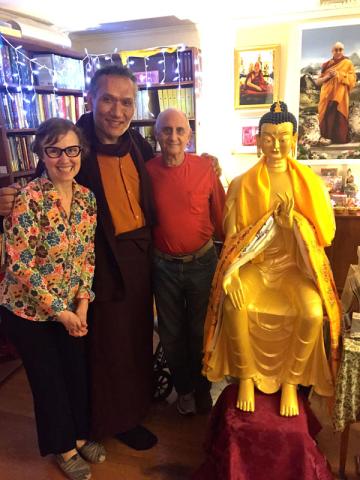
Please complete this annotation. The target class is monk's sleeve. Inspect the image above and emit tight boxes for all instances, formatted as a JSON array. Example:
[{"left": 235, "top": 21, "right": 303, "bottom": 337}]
[
  {"left": 315, "top": 178, "right": 336, "bottom": 247},
  {"left": 339, "top": 60, "right": 356, "bottom": 90}
]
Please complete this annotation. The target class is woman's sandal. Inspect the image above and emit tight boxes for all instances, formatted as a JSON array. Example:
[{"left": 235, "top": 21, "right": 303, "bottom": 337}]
[
  {"left": 55, "top": 453, "right": 91, "bottom": 480},
  {"left": 78, "top": 441, "right": 106, "bottom": 464}
]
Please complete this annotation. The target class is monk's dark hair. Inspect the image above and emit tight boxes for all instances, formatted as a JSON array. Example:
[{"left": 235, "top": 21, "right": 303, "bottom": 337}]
[
  {"left": 88, "top": 65, "right": 137, "bottom": 96},
  {"left": 259, "top": 101, "right": 297, "bottom": 134}
]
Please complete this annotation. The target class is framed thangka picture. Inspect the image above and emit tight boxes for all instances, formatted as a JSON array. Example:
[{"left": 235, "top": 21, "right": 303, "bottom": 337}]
[
  {"left": 298, "top": 24, "right": 360, "bottom": 161},
  {"left": 234, "top": 45, "right": 280, "bottom": 109}
]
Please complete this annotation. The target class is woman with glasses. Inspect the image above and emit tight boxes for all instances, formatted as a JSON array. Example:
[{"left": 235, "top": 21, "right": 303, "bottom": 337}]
[{"left": 0, "top": 118, "right": 104, "bottom": 480}]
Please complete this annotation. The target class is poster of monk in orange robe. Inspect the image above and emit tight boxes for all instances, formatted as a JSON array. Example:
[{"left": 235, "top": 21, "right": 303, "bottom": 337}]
[{"left": 298, "top": 24, "right": 360, "bottom": 161}]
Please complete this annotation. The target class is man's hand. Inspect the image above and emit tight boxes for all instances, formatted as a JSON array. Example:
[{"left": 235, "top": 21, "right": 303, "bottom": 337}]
[
  {"left": 274, "top": 193, "right": 294, "bottom": 229},
  {"left": 223, "top": 274, "right": 244, "bottom": 310},
  {"left": 201, "top": 153, "right": 222, "bottom": 177},
  {"left": 0, "top": 185, "right": 19, "bottom": 216}
]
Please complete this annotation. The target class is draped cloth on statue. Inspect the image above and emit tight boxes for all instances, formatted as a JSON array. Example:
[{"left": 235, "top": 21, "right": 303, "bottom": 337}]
[
  {"left": 202, "top": 157, "right": 341, "bottom": 395},
  {"left": 192, "top": 384, "right": 334, "bottom": 480}
]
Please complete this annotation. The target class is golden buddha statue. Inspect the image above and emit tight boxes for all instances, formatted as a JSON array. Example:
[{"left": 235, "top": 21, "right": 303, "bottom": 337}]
[{"left": 203, "top": 102, "right": 341, "bottom": 416}]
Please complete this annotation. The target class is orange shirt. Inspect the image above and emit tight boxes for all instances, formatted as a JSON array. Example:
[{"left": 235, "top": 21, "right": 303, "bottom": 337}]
[{"left": 97, "top": 153, "right": 145, "bottom": 235}]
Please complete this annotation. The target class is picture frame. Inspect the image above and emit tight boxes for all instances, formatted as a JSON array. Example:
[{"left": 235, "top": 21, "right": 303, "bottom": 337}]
[
  {"left": 298, "top": 23, "right": 360, "bottom": 161},
  {"left": 232, "top": 117, "right": 260, "bottom": 154},
  {"left": 234, "top": 45, "right": 280, "bottom": 109}
]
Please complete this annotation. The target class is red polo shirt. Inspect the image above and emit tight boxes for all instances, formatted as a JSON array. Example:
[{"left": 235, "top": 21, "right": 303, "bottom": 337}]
[{"left": 146, "top": 153, "right": 225, "bottom": 255}]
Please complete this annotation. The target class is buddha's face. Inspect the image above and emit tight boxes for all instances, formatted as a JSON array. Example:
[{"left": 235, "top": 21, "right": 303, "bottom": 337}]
[{"left": 257, "top": 122, "right": 296, "bottom": 162}]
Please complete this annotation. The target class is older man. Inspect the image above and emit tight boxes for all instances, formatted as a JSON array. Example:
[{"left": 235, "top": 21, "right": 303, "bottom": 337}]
[
  {"left": 146, "top": 109, "right": 225, "bottom": 415},
  {"left": 315, "top": 41, "right": 356, "bottom": 145}
]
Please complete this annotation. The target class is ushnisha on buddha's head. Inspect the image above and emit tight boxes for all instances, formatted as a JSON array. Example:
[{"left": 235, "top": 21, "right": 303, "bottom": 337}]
[{"left": 256, "top": 101, "right": 298, "bottom": 163}]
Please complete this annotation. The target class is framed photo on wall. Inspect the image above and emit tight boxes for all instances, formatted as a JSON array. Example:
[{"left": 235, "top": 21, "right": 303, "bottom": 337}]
[
  {"left": 298, "top": 23, "right": 360, "bottom": 161},
  {"left": 232, "top": 117, "right": 260, "bottom": 154},
  {"left": 234, "top": 45, "right": 280, "bottom": 109}
]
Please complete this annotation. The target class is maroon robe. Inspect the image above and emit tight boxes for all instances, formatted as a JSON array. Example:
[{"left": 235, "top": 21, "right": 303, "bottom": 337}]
[{"left": 76, "top": 113, "right": 156, "bottom": 439}]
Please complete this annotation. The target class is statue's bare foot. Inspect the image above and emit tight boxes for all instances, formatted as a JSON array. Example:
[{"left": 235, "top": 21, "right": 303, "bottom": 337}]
[
  {"left": 237, "top": 378, "right": 255, "bottom": 412},
  {"left": 280, "top": 383, "right": 299, "bottom": 416}
]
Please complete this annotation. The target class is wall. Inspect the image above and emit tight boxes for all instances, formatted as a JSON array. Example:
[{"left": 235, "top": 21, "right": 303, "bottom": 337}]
[
  {"left": 71, "top": 24, "right": 200, "bottom": 54},
  {"left": 71, "top": 11, "right": 360, "bottom": 190}
]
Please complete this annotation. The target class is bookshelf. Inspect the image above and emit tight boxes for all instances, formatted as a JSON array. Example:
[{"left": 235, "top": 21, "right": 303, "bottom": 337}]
[
  {"left": 126, "top": 47, "right": 201, "bottom": 153},
  {"left": 0, "top": 34, "right": 86, "bottom": 186}
]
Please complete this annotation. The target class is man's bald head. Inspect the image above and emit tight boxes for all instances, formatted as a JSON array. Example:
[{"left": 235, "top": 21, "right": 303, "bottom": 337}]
[
  {"left": 155, "top": 108, "right": 191, "bottom": 135},
  {"left": 332, "top": 41, "right": 345, "bottom": 60},
  {"left": 154, "top": 108, "right": 192, "bottom": 165}
]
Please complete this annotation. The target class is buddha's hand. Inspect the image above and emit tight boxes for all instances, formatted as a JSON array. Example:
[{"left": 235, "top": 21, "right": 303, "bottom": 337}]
[
  {"left": 274, "top": 193, "right": 294, "bottom": 229},
  {"left": 223, "top": 274, "right": 244, "bottom": 310}
]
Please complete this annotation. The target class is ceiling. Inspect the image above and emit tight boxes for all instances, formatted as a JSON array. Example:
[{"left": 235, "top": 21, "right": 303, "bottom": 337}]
[
  {"left": 0, "top": 0, "right": 359, "bottom": 36},
  {"left": 70, "top": 17, "right": 195, "bottom": 36}
]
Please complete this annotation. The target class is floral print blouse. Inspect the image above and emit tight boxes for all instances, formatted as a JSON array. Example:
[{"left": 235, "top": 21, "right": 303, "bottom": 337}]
[{"left": 0, "top": 173, "right": 97, "bottom": 322}]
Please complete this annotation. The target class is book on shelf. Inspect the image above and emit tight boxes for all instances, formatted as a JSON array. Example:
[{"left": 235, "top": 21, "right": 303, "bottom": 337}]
[
  {"left": 184, "top": 51, "right": 193, "bottom": 81},
  {"left": 7, "top": 135, "right": 37, "bottom": 173},
  {"left": 185, "top": 88, "right": 194, "bottom": 118},
  {"left": 8, "top": 46, "right": 32, "bottom": 85},
  {"left": 157, "top": 89, "right": 164, "bottom": 112},
  {"left": 133, "top": 70, "right": 159, "bottom": 85},
  {"left": 0, "top": 91, "right": 84, "bottom": 128},
  {"left": 0, "top": 43, "right": 13, "bottom": 83},
  {"left": 127, "top": 49, "right": 196, "bottom": 85},
  {"left": 162, "top": 89, "right": 169, "bottom": 110},
  {"left": 0, "top": 23, "right": 21, "bottom": 38},
  {"left": 180, "top": 88, "right": 186, "bottom": 114}
]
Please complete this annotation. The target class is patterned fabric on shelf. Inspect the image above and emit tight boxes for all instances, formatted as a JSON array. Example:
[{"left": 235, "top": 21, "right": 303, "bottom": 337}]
[{"left": 333, "top": 336, "right": 360, "bottom": 432}]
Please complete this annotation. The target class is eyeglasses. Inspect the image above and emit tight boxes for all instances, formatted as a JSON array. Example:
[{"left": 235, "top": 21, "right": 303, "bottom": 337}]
[
  {"left": 44, "top": 145, "right": 82, "bottom": 158},
  {"left": 334, "top": 48, "right": 343, "bottom": 52}
]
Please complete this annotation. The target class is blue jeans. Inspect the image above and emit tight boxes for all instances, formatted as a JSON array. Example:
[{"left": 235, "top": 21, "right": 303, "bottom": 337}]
[{"left": 153, "top": 246, "right": 217, "bottom": 395}]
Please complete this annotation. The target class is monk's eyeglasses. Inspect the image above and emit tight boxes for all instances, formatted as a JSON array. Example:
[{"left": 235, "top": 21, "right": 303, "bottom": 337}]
[{"left": 334, "top": 48, "right": 343, "bottom": 52}]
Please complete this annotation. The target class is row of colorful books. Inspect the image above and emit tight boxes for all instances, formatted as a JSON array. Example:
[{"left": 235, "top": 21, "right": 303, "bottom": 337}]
[
  {"left": 128, "top": 50, "right": 194, "bottom": 84},
  {"left": 7, "top": 134, "right": 38, "bottom": 173},
  {"left": 158, "top": 87, "right": 194, "bottom": 117},
  {"left": 0, "top": 43, "right": 32, "bottom": 85},
  {"left": 0, "top": 43, "right": 85, "bottom": 90},
  {"left": 0, "top": 92, "right": 85, "bottom": 129},
  {"left": 133, "top": 87, "right": 195, "bottom": 120}
]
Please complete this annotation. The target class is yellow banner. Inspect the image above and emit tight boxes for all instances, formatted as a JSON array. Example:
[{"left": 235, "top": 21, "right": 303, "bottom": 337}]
[{"left": 120, "top": 46, "right": 180, "bottom": 66}]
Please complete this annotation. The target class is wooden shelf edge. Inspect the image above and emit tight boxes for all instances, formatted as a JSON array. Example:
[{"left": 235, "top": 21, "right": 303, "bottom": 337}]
[
  {"left": 138, "top": 81, "right": 194, "bottom": 89},
  {"left": 12, "top": 169, "right": 35, "bottom": 178},
  {"left": 132, "top": 117, "right": 195, "bottom": 126},
  {"left": 6, "top": 129, "right": 37, "bottom": 135},
  {"left": 0, "top": 84, "right": 84, "bottom": 95}
]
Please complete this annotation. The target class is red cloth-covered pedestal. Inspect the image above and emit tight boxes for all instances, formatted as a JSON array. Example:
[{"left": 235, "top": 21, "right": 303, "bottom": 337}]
[{"left": 193, "top": 384, "right": 333, "bottom": 480}]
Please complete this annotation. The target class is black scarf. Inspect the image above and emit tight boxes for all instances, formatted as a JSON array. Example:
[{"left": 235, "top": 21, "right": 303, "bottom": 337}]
[{"left": 77, "top": 112, "right": 157, "bottom": 228}]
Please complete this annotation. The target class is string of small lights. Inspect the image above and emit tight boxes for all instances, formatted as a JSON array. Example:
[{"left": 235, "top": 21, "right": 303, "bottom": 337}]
[{"left": 0, "top": 35, "right": 201, "bottom": 127}]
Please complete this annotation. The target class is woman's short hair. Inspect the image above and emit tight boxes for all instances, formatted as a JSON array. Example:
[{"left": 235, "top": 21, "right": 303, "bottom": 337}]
[{"left": 31, "top": 117, "right": 89, "bottom": 160}]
